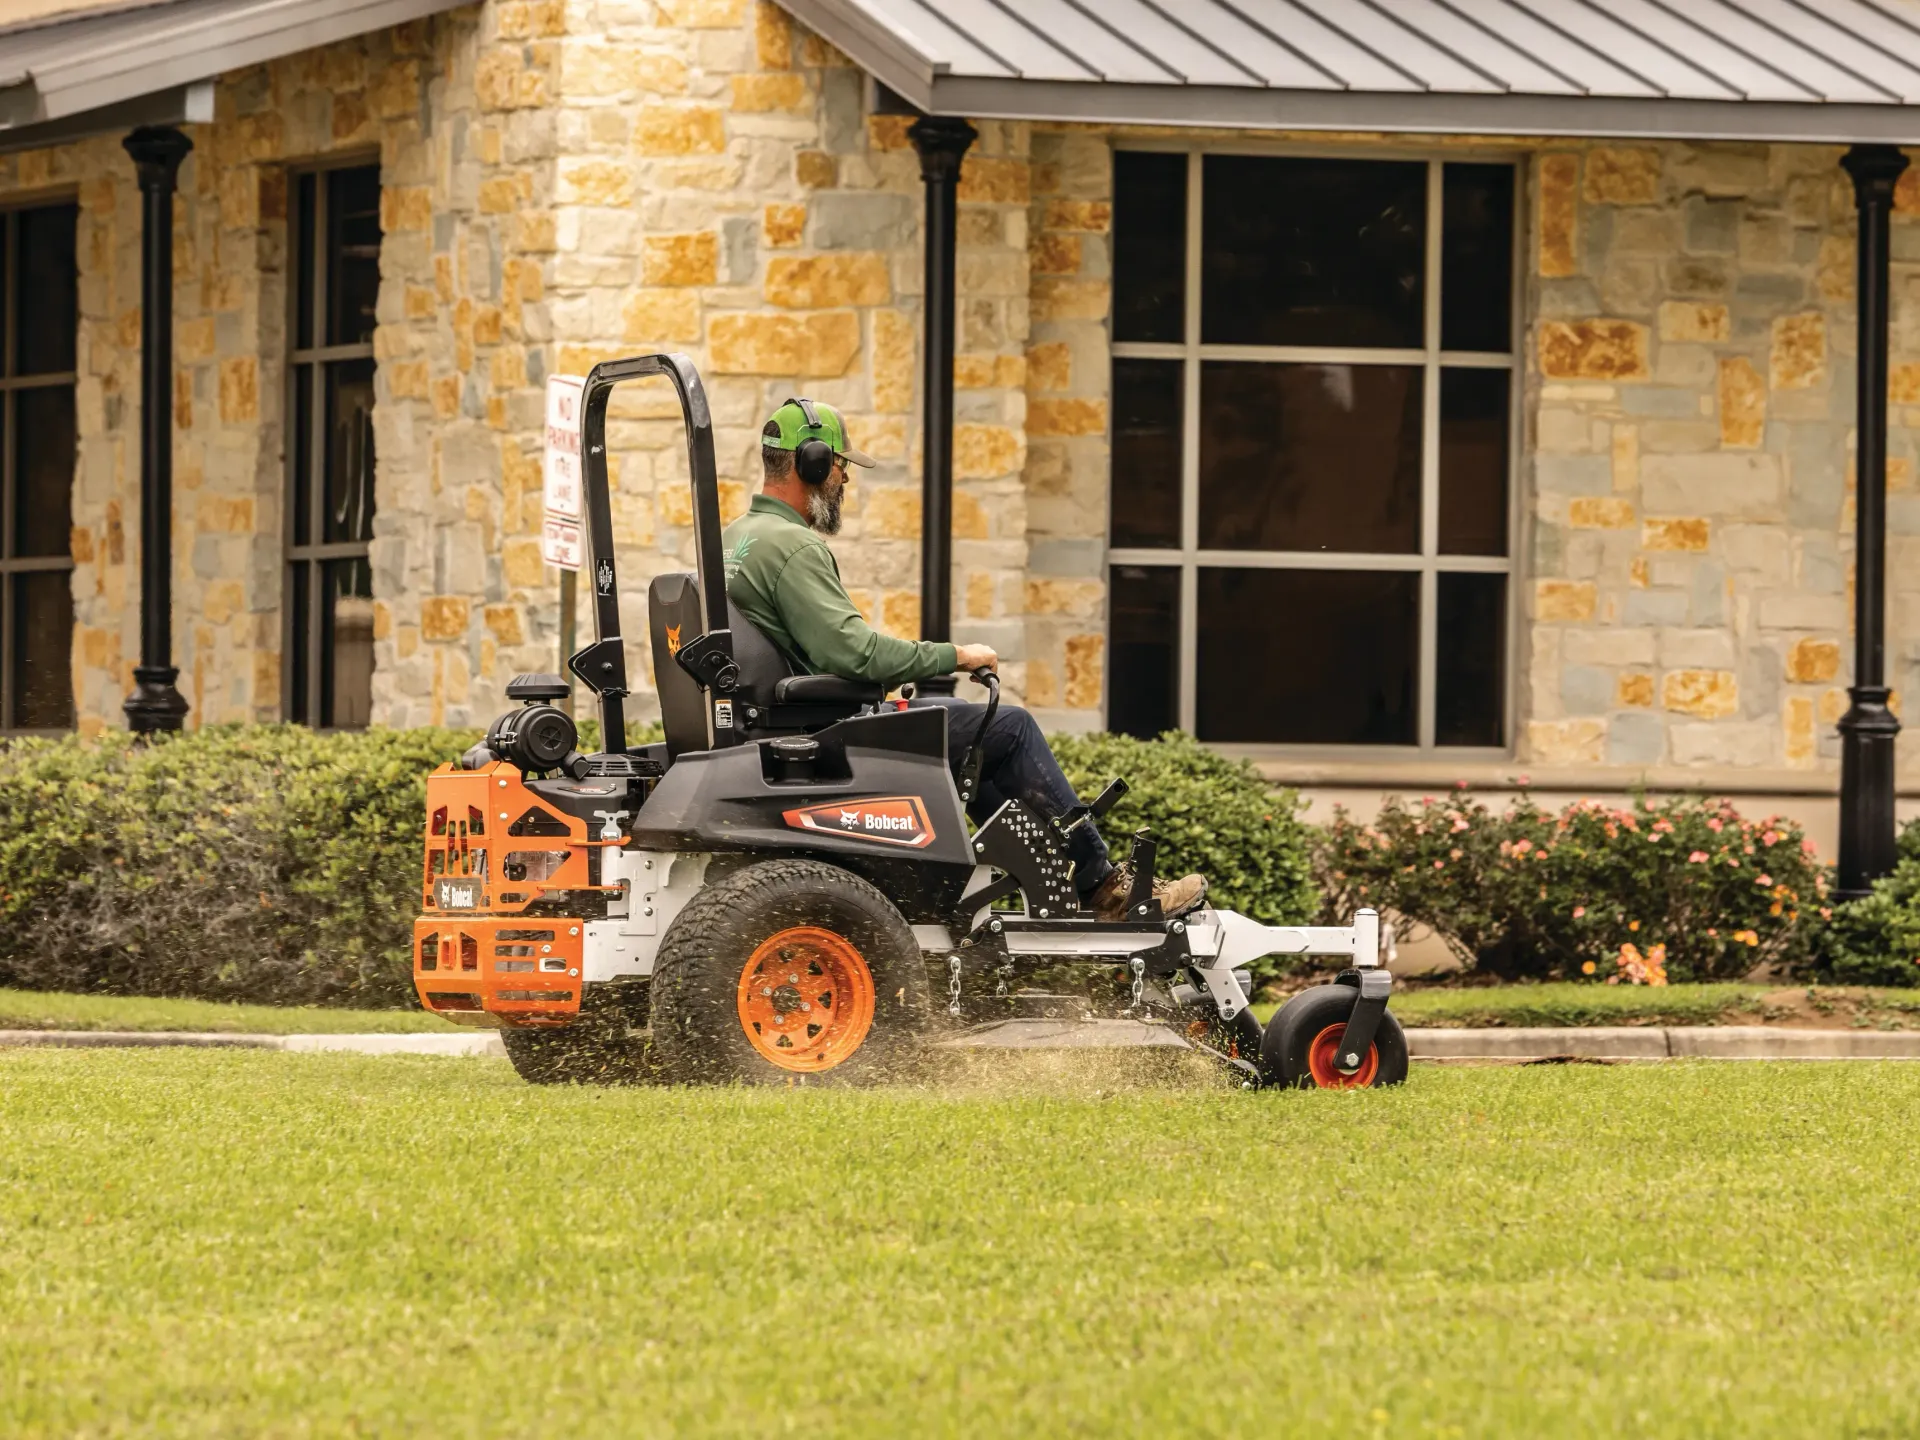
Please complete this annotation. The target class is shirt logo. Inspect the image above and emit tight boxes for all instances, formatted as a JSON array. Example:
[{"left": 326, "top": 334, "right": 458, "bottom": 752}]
[{"left": 782, "top": 796, "right": 936, "bottom": 849}]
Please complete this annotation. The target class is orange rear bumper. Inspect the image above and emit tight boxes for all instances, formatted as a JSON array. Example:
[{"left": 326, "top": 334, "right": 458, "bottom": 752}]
[{"left": 412, "top": 917, "right": 584, "bottom": 1027}]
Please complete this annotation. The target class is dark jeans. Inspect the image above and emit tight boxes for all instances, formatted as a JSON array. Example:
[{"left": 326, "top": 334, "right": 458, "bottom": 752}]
[{"left": 910, "top": 697, "right": 1113, "bottom": 896}]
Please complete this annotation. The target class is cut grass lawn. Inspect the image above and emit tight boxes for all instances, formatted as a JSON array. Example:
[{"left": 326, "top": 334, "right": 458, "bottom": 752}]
[
  {"left": 4, "top": 1051, "right": 1920, "bottom": 1437},
  {"left": 0, "top": 987, "right": 453, "bottom": 1034}
]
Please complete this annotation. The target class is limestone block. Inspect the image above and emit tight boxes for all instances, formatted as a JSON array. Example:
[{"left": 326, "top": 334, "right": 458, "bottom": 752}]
[
  {"left": 1584, "top": 147, "right": 1660, "bottom": 205},
  {"left": 1642, "top": 516, "right": 1710, "bottom": 551},
  {"left": 1607, "top": 711, "right": 1665, "bottom": 764},
  {"left": 1670, "top": 720, "right": 1774, "bottom": 766},
  {"left": 1641, "top": 453, "right": 1782, "bottom": 518},
  {"left": 421, "top": 596, "right": 472, "bottom": 642},
  {"left": 1568, "top": 496, "right": 1633, "bottom": 528},
  {"left": 656, "top": 0, "right": 748, "bottom": 26},
  {"left": 1770, "top": 312, "right": 1826, "bottom": 390},
  {"left": 1657, "top": 301, "right": 1729, "bottom": 343},
  {"left": 1564, "top": 627, "right": 1656, "bottom": 666},
  {"left": 622, "top": 289, "right": 702, "bottom": 342},
  {"left": 1717, "top": 355, "right": 1766, "bottom": 448},
  {"left": 633, "top": 105, "right": 726, "bottom": 156},
  {"left": 808, "top": 191, "right": 913, "bottom": 251},
  {"left": 1031, "top": 277, "right": 1108, "bottom": 322},
  {"left": 763, "top": 202, "right": 805, "bottom": 247},
  {"left": 1539, "top": 319, "right": 1649, "bottom": 381},
  {"left": 1662, "top": 669, "right": 1737, "bottom": 718},
  {"left": 1783, "top": 693, "right": 1818, "bottom": 766},
  {"left": 954, "top": 424, "right": 1025, "bottom": 480},
  {"left": 871, "top": 309, "right": 915, "bottom": 411},
  {"left": 1536, "top": 579, "right": 1596, "bottom": 622},
  {"left": 1063, "top": 633, "right": 1103, "bottom": 709},
  {"left": 1785, "top": 636, "right": 1841, "bottom": 683},
  {"left": 1026, "top": 398, "right": 1104, "bottom": 438},
  {"left": 1616, "top": 671, "right": 1655, "bottom": 708},
  {"left": 1757, "top": 592, "right": 1845, "bottom": 629},
  {"left": 729, "top": 74, "right": 808, "bottom": 113},
  {"left": 1528, "top": 717, "right": 1605, "bottom": 764},
  {"left": 1658, "top": 628, "right": 1737, "bottom": 668},
  {"left": 1561, "top": 664, "right": 1611, "bottom": 714},
  {"left": 707, "top": 310, "right": 860, "bottom": 375},
  {"left": 765, "top": 252, "right": 889, "bottom": 307},
  {"left": 755, "top": 0, "right": 792, "bottom": 66},
  {"left": 643, "top": 231, "right": 718, "bottom": 286},
  {"left": 1538, "top": 153, "right": 1578, "bottom": 278},
  {"left": 1622, "top": 590, "right": 1689, "bottom": 626}
]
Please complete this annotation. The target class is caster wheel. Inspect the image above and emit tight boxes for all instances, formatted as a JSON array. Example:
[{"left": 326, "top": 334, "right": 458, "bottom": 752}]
[{"left": 1262, "top": 983, "right": 1408, "bottom": 1089}]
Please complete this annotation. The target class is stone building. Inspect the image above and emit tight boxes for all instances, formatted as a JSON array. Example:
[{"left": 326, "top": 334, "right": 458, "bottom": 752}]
[{"left": 3, "top": 0, "right": 1920, "bottom": 849}]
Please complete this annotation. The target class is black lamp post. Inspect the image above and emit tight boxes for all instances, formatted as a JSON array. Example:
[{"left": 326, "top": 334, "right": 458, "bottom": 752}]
[
  {"left": 907, "top": 114, "right": 976, "bottom": 696},
  {"left": 1836, "top": 143, "right": 1909, "bottom": 898},
  {"left": 121, "top": 125, "right": 193, "bottom": 734}
]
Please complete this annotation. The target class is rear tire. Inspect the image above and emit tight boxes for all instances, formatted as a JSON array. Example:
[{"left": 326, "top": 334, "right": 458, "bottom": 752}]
[
  {"left": 650, "top": 859, "right": 927, "bottom": 1085},
  {"left": 1263, "top": 983, "right": 1409, "bottom": 1089},
  {"left": 500, "top": 982, "right": 662, "bottom": 1085}
]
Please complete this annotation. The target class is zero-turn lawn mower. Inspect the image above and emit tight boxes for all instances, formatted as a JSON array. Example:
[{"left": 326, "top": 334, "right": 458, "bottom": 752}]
[{"left": 412, "top": 353, "right": 1405, "bottom": 1090}]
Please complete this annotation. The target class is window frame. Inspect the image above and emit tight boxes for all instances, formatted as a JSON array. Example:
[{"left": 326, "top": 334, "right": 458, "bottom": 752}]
[
  {"left": 1105, "top": 143, "right": 1525, "bottom": 759},
  {"left": 283, "top": 153, "right": 381, "bottom": 729},
  {"left": 0, "top": 192, "right": 80, "bottom": 735}
]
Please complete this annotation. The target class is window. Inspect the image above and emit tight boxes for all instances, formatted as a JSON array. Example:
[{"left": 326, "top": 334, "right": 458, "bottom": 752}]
[
  {"left": 0, "top": 201, "right": 78, "bottom": 732},
  {"left": 286, "top": 163, "right": 380, "bottom": 728},
  {"left": 1107, "top": 151, "right": 1517, "bottom": 751}
]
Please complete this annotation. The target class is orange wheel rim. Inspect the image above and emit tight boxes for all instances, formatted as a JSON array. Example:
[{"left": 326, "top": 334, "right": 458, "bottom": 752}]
[
  {"left": 736, "top": 926, "right": 876, "bottom": 1073},
  {"left": 1306, "top": 1022, "right": 1379, "bottom": 1089}
]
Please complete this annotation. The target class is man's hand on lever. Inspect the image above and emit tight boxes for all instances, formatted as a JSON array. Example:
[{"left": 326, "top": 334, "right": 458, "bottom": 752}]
[{"left": 954, "top": 643, "right": 998, "bottom": 674}]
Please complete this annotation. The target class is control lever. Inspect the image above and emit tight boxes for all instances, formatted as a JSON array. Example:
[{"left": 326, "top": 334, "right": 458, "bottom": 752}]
[
  {"left": 956, "top": 666, "right": 999, "bottom": 806},
  {"left": 1121, "top": 829, "right": 1161, "bottom": 920},
  {"left": 1059, "top": 777, "right": 1127, "bottom": 837}
]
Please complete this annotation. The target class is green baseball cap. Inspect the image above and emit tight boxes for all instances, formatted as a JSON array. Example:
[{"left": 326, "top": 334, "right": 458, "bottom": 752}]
[{"left": 761, "top": 398, "right": 875, "bottom": 468}]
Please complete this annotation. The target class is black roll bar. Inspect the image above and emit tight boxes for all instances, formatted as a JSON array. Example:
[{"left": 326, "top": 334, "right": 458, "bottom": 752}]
[{"left": 571, "top": 352, "right": 736, "bottom": 752}]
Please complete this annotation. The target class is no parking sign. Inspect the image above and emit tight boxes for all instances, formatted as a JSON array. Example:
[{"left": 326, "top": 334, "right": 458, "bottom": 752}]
[{"left": 541, "top": 375, "right": 585, "bottom": 571}]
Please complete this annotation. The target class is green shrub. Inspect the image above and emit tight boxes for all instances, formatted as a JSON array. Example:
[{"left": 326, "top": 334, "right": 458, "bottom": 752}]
[
  {"left": 1318, "top": 789, "right": 1827, "bottom": 982},
  {"left": 1049, "top": 731, "right": 1318, "bottom": 948},
  {"left": 0, "top": 726, "right": 476, "bottom": 1007},
  {"left": 1813, "top": 822, "right": 1920, "bottom": 987}
]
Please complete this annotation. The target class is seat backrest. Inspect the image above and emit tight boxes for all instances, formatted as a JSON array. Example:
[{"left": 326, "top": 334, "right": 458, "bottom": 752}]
[
  {"left": 647, "top": 572, "right": 711, "bottom": 760},
  {"left": 648, "top": 572, "right": 805, "bottom": 757}
]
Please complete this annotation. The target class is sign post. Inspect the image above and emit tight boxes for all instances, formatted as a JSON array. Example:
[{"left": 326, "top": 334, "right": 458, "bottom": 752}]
[{"left": 543, "top": 375, "right": 586, "bottom": 687}]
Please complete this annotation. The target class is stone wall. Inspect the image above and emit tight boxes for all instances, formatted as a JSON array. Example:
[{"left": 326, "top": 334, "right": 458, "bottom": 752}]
[
  {"left": 9, "top": 10, "right": 525, "bottom": 732},
  {"left": 1525, "top": 139, "right": 1920, "bottom": 778}
]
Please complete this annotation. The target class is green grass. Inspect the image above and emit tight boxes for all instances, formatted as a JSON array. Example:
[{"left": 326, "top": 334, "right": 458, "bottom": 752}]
[
  {"left": 0, "top": 987, "right": 452, "bottom": 1034},
  {"left": 4, "top": 1052, "right": 1920, "bottom": 1436}
]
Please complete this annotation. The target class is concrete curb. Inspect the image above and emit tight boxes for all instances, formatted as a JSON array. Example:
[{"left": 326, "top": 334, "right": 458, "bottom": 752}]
[
  {"left": 1408, "top": 1026, "right": 1920, "bottom": 1061},
  {"left": 0, "top": 1029, "right": 506, "bottom": 1056}
]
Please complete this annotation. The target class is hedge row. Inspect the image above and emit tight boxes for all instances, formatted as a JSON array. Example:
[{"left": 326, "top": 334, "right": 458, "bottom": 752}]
[
  {"left": 8, "top": 720, "right": 1920, "bottom": 1002},
  {"left": 0, "top": 725, "right": 1320, "bottom": 1005}
]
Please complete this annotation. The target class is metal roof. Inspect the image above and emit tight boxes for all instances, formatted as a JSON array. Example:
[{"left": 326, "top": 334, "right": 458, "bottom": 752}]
[
  {"left": 0, "top": 0, "right": 466, "bottom": 149},
  {"left": 782, "top": 0, "right": 1920, "bottom": 143}
]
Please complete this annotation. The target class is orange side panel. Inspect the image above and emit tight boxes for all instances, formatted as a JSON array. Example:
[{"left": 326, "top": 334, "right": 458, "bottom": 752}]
[
  {"left": 412, "top": 916, "right": 584, "bottom": 1027},
  {"left": 419, "top": 760, "right": 597, "bottom": 917}
]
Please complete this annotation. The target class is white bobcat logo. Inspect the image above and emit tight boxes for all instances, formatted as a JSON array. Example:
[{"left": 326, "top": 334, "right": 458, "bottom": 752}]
[{"left": 840, "top": 809, "right": 860, "bottom": 827}]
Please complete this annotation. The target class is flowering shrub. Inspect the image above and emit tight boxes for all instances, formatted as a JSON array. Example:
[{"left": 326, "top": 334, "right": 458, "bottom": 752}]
[{"left": 1317, "top": 788, "right": 1827, "bottom": 983}]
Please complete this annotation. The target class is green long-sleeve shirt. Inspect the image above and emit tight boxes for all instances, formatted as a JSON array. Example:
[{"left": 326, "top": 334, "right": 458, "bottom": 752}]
[{"left": 722, "top": 494, "right": 958, "bottom": 689}]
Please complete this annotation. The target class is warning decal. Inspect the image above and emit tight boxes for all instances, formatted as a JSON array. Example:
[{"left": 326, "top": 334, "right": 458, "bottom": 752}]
[{"left": 782, "top": 795, "right": 936, "bottom": 849}]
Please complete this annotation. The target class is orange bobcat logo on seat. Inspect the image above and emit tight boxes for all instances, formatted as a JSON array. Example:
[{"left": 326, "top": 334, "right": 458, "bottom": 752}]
[
  {"left": 666, "top": 624, "right": 682, "bottom": 655},
  {"left": 784, "top": 796, "right": 935, "bottom": 848}
]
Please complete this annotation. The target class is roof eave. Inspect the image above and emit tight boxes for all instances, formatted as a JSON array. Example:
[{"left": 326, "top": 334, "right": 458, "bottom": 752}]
[{"left": 925, "top": 76, "right": 1920, "bottom": 148}]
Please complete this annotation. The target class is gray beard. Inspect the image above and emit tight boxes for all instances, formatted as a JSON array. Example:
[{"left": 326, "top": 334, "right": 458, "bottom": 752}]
[{"left": 806, "top": 483, "right": 843, "bottom": 535}]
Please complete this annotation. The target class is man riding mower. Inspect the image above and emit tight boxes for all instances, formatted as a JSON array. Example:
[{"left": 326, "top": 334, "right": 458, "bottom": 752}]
[{"left": 412, "top": 353, "right": 1406, "bottom": 1091}]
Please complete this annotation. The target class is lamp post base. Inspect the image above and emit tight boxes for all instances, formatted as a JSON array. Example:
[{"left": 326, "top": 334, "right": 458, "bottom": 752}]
[
  {"left": 123, "top": 664, "right": 189, "bottom": 735},
  {"left": 1835, "top": 684, "right": 1900, "bottom": 900}
]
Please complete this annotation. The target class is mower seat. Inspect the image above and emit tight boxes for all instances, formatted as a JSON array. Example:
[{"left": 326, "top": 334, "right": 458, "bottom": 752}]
[{"left": 647, "top": 572, "right": 883, "bottom": 758}]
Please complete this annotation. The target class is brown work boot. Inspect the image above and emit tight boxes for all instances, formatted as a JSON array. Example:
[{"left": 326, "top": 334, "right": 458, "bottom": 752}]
[{"left": 1088, "top": 864, "right": 1208, "bottom": 922}]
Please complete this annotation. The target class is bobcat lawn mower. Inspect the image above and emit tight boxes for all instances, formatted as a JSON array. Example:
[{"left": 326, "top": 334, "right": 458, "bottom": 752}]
[{"left": 412, "top": 353, "right": 1405, "bottom": 1090}]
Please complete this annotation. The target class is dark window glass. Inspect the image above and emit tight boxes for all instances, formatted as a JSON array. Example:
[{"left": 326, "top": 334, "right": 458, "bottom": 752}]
[
  {"left": 295, "top": 173, "right": 317, "bottom": 351},
  {"left": 323, "top": 557, "right": 375, "bottom": 729},
  {"left": 326, "top": 167, "right": 382, "bottom": 348},
  {"left": 1199, "top": 361, "right": 1421, "bottom": 553},
  {"left": 1439, "top": 368, "right": 1509, "bottom": 557},
  {"left": 324, "top": 359, "right": 376, "bottom": 544},
  {"left": 15, "top": 204, "right": 76, "bottom": 375},
  {"left": 12, "top": 570, "right": 71, "bottom": 728},
  {"left": 1110, "top": 358, "right": 1181, "bottom": 548},
  {"left": 1108, "top": 565, "right": 1179, "bottom": 738},
  {"left": 1112, "top": 151, "right": 1186, "bottom": 344},
  {"left": 288, "top": 564, "right": 311, "bottom": 726},
  {"left": 1201, "top": 156, "right": 1424, "bottom": 348},
  {"left": 290, "top": 164, "right": 381, "bottom": 728},
  {"left": 1196, "top": 568, "right": 1417, "bottom": 744},
  {"left": 14, "top": 385, "right": 73, "bottom": 557},
  {"left": 1441, "top": 164, "right": 1514, "bottom": 354},
  {"left": 291, "top": 369, "right": 313, "bottom": 547},
  {"left": 1436, "top": 573, "right": 1505, "bottom": 747}
]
